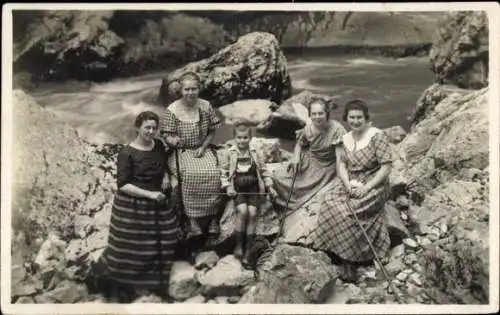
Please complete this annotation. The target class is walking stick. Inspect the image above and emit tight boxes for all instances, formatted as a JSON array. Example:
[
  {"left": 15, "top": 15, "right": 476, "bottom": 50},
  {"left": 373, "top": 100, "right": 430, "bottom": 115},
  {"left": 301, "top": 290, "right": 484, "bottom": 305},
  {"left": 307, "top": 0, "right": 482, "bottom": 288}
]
[
  {"left": 345, "top": 199, "right": 404, "bottom": 303},
  {"left": 276, "top": 152, "right": 302, "bottom": 239},
  {"left": 154, "top": 201, "right": 165, "bottom": 298},
  {"left": 174, "top": 148, "right": 190, "bottom": 258}
]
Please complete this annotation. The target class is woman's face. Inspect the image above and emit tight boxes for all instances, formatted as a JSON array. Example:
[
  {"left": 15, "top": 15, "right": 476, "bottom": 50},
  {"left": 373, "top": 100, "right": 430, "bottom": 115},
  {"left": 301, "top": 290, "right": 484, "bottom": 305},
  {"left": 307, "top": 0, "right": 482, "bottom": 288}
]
[
  {"left": 138, "top": 119, "right": 158, "bottom": 142},
  {"left": 180, "top": 79, "right": 199, "bottom": 104},
  {"left": 310, "top": 102, "right": 328, "bottom": 127},
  {"left": 346, "top": 109, "right": 368, "bottom": 132}
]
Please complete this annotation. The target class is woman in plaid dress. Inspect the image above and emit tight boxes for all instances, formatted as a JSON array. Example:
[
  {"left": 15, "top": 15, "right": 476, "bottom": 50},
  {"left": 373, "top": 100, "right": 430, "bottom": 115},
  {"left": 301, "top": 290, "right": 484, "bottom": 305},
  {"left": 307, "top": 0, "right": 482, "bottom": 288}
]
[
  {"left": 310, "top": 99, "right": 392, "bottom": 282},
  {"left": 160, "top": 72, "right": 223, "bottom": 246}
]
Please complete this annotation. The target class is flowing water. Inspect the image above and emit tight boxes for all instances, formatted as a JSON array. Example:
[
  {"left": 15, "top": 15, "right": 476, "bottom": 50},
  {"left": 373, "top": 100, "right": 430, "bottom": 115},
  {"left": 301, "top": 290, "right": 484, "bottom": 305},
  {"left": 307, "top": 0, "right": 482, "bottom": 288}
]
[{"left": 28, "top": 54, "right": 434, "bottom": 151}]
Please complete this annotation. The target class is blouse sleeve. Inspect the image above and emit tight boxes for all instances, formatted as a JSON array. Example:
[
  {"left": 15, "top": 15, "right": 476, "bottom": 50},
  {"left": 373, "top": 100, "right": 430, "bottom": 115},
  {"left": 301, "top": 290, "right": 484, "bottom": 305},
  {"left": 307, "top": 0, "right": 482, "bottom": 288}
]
[
  {"left": 206, "top": 102, "right": 222, "bottom": 131},
  {"left": 160, "top": 108, "right": 178, "bottom": 137},
  {"left": 373, "top": 132, "right": 393, "bottom": 165},
  {"left": 331, "top": 122, "right": 347, "bottom": 146},
  {"left": 116, "top": 148, "right": 132, "bottom": 188}
]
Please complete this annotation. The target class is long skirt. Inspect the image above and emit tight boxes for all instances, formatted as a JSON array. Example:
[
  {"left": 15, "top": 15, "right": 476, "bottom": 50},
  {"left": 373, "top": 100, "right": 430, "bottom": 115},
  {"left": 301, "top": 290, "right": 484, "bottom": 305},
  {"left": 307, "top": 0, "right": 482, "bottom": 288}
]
[
  {"left": 273, "top": 150, "right": 337, "bottom": 210},
  {"left": 99, "top": 191, "right": 178, "bottom": 290},
  {"left": 168, "top": 148, "right": 222, "bottom": 218},
  {"left": 309, "top": 175, "right": 390, "bottom": 263}
]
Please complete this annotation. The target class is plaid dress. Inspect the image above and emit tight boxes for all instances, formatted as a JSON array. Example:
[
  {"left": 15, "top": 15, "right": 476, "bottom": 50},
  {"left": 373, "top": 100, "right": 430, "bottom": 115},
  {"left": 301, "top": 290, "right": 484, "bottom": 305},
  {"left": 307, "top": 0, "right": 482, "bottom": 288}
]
[
  {"left": 161, "top": 99, "right": 222, "bottom": 218},
  {"left": 310, "top": 127, "right": 392, "bottom": 262}
]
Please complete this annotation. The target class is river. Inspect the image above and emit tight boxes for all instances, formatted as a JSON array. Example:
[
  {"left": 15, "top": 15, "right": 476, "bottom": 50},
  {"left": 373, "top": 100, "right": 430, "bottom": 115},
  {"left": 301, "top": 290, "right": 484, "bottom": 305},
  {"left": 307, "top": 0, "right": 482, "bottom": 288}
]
[{"left": 28, "top": 54, "right": 434, "bottom": 151}]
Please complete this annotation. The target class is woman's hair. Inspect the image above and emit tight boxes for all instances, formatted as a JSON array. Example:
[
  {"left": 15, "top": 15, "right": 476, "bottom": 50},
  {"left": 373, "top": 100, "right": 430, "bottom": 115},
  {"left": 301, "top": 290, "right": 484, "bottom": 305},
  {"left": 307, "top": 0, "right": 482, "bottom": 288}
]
[
  {"left": 308, "top": 98, "right": 330, "bottom": 120},
  {"left": 179, "top": 71, "right": 201, "bottom": 86},
  {"left": 343, "top": 99, "right": 370, "bottom": 122},
  {"left": 134, "top": 111, "right": 160, "bottom": 128},
  {"left": 233, "top": 121, "right": 253, "bottom": 137}
]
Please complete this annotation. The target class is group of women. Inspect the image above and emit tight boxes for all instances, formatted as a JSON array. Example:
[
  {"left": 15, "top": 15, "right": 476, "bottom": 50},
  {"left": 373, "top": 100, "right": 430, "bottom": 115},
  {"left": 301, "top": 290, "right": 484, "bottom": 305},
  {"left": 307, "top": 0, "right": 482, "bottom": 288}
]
[{"left": 96, "top": 71, "right": 393, "bottom": 301}]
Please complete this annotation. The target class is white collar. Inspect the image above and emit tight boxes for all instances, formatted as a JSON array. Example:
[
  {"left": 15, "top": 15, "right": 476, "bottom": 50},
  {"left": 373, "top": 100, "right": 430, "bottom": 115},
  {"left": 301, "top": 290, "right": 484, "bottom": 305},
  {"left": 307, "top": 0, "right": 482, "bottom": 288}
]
[{"left": 343, "top": 126, "right": 382, "bottom": 152}]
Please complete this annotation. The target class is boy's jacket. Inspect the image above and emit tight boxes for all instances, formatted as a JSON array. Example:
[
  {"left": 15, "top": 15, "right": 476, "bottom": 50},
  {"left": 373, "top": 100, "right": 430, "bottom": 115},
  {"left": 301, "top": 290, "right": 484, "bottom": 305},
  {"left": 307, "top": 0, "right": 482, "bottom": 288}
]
[{"left": 219, "top": 145, "right": 274, "bottom": 194}]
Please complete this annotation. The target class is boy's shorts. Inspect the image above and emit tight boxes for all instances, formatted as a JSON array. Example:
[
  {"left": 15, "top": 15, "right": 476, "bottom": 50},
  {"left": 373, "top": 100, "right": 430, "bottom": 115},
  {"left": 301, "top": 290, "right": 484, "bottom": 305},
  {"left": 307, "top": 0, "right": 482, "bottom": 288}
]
[{"left": 233, "top": 175, "right": 261, "bottom": 208}]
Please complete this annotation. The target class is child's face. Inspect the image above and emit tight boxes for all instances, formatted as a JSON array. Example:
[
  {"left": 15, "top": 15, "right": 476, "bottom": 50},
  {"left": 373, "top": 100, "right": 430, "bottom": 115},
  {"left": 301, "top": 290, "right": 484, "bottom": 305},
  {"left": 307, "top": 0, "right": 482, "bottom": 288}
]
[{"left": 235, "top": 129, "right": 251, "bottom": 150}]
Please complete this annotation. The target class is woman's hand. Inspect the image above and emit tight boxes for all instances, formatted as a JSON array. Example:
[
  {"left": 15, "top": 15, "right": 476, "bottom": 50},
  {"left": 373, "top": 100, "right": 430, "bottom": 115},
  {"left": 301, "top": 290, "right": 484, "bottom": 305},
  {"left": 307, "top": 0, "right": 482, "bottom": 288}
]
[
  {"left": 226, "top": 187, "right": 237, "bottom": 198},
  {"left": 194, "top": 146, "right": 205, "bottom": 158},
  {"left": 287, "top": 157, "right": 300, "bottom": 174},
  {"left": 267, "top": 187, "right": 278, "bottom": 200},
  {"left": 149, "top": 191, "right": 166, "bottom": 202},
  {"left": 167, "top": 136, "right": 181, "bottom": 148},
  {"left": 350, "top": 185, "right": 370, "bottom": 199},
  {"left": 161, "top": 176, "right": 171, "bottom": 192}
]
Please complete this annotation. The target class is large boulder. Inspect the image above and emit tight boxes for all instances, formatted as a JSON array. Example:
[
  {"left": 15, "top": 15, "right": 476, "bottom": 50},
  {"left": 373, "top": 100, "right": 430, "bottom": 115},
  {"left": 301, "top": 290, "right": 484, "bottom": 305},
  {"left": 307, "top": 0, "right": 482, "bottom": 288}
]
[
  {"left": 159, "top": 32, "right": 291, "bottom": 107},
  {"left": 390, "top": 87, "right": 489, "bottom": 194},
  {"left": 257, "top": 90, "right": 339, "bottom": 140},
  {"left": 14, "top": 11, "right": 124, "bottom": 81},
  {"left": 429, "top": 11, "right": 488, "bottom": 89},
  {"left": 239, "top": 244, "right": 337, "bottom": 303},
  {"left": 218, "top": 99, "right": 273, "bottom": 126},
  {"left": 12, "top": 90, "right": 114, "bottom": 246}
]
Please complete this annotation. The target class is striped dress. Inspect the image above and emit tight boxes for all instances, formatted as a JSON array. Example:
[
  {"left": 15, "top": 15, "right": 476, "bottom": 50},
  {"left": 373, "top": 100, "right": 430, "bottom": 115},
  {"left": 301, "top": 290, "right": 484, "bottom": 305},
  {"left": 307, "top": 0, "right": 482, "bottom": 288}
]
[
  {"left": 310, "top": 127, "right": 392, "bottom": 262},
  {"left": 160, "top": 99, "right": 223, "bottom": 219},
  {"left": 99, "top": 139, "right": 178, "bottom": 290}
]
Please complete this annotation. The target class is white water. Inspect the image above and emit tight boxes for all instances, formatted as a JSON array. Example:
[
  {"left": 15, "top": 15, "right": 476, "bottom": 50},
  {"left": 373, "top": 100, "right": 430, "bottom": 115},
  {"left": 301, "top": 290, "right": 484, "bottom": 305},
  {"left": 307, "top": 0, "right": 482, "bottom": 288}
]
[{"left": 29, "top": 55, "right": 434, "bottom": 146}]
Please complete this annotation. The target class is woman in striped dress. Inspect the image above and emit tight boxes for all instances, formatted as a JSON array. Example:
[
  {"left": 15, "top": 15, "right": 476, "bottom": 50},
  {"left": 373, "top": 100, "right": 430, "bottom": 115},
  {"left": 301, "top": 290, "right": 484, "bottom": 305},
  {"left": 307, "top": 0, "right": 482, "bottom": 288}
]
[
  {"left": 98, "top": 111, "right": 178, "bottom": 301},
  {"left": 309, "top": 100, "right": 393, "bottom": 282},
  {"left": 160, "top": 72, "right": 223, "bottom": 249}
]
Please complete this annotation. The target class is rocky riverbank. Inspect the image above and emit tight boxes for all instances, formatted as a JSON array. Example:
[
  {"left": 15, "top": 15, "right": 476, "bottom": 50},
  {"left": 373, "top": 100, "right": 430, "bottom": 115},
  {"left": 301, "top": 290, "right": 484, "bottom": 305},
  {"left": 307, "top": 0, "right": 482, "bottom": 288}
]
[
  {"left": 13, "top": 11, "right": 440, "bottom": 87},
  {"left": 10, "top": 11, "right": 490, "bottom": 305}
]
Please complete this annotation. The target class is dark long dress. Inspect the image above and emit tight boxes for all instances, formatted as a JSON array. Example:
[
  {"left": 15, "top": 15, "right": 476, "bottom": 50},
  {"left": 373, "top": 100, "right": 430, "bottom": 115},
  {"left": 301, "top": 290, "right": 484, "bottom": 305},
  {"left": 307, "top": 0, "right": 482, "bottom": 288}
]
[{"left": 99, "top": 139, "right": 178, "bottom": 290}]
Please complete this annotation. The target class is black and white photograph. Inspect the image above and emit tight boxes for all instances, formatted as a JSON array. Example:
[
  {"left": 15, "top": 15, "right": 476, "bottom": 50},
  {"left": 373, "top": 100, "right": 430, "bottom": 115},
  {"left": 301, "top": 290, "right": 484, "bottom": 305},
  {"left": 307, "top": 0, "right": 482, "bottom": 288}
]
[{"left": 1, "top": 2, "right": 499, "bottom": 314}]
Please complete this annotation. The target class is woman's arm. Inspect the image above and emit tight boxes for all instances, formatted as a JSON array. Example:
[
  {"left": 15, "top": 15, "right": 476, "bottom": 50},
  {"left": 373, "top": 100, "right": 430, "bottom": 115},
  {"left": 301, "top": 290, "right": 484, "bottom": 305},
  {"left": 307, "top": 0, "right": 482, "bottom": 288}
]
[
  {"left": 364, "top": 163, "right": 391, "bottom": 191},
  {"left": 201, "top": 129, "right": 215, "bottom": 150},
  {"left": 119, "top": 184, "right": 156, "bottom": 199},
  {"left": 335, "top": 146, "right": 350, "bottom": 190}
]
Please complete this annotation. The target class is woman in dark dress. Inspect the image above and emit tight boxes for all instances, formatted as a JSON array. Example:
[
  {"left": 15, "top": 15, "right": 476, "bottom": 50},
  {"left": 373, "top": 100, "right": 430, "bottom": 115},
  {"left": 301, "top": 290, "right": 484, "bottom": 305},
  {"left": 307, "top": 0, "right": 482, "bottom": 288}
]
[{"left": 98, "top": 111, "right": 178, "bottom": 301}]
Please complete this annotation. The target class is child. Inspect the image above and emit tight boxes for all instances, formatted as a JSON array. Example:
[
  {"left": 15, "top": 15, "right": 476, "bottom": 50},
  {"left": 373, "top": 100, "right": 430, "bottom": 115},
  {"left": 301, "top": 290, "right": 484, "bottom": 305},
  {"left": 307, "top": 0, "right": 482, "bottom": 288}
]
[{"left": 220, "top": 122, "right": 278, "bottom": 267}]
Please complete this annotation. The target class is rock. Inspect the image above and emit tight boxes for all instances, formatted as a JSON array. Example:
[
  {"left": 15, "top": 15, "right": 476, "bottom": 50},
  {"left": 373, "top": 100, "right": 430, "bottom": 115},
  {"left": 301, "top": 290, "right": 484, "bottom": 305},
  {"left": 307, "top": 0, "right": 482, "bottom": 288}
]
[
  {"left": 241, "top": 244, "right": 337, "bottom": 303},
  {"left": 159, "top": 32, "right": 291, "bottom": 107},
  {"left": 12, "top": 264, "right": 27, "bottom": 284},
  {"left": 227, "top": 296, "right": 240, "bottom": 304},
  {"left": 74, "top": 215, "right": 94, "bottom": 238},
  {"left": 214, "top": 199, "right": 279, "bottom": 247},
  {"left": 417, "top": 236, "right": 432, "bottom": 247},
  {"left": 222, "top": 137, "right": 290, "bottom": 163},
  {"left": 218, "top": 99, "right": 274, "bottom": 125},
  {"left": 15, "top": 296, "right": 35, "bottom": 304},
  {"left": 65, "top": 229, "right": 108, "bottom": 263},
  {"left": 384, "top": 203, "right": 409, "bottom": 244},
  {"left": 403, "top": 238, "right": 419, "bottom": 249},
  {"left": 168, "top": 261, "right": 200, "bottom": 301},
  {"left": 326, "top": 283, "right": 363, "bottom": 304},
  {"left": 430, "top": 12, "right": 488, "bottom": 89},
  {"left": 183, "top": 295, "right": 206, "bottom": 303},
  {"left": 395, "top": 195, "right": 410, "bottom": 210},
  {"left": 364, "top": 270, "right": 377, "bottom": 281},
  {"left": 38, "top": 280, "right": 88, "bottom": 303},
  {"left": 12, "top": 276, "right": 43, "bottom": 298},
  {"left": 412, "top": 263, "right": 423, "bottom": 273},
  {"left": 194, "top": 251, "right": 219, "bottom": 270},
  {"left": 214, "top": 296, "right": 230, "bottom": 304},
  {"left": 408, "top": 273, "right": 422, "bottom": 286},
  {"left": 396, "top": 271, "right": 409, "bottom": 282},
  {"left": 256, "top": 90, "right": 339, "bottom": 139},
  {"left": 401, "top": 212, "right": 408, "bottom": 221},
  {"left": 390, "top": 244, "right": 405, "bottom": 258},
  {"left": 133, "top": 294, "right": 163, "bottom": 303},
  {"left": 34, "top": 232, "right": 67, "bottom": 268},
  {"left": 383, "top": 126, "right": 407, "bottom": 144},
  {"left": 384, "top": 258, "right": 405, "bottom": 276},
  {"left": 198, "top": 255, "right": 255, "bottom": 297},
  {"left": 403, "top": 253, "right": 418, "bottom": 266},
  {"left": 12, "top": 90, "right": 112, "bottom": 260}
]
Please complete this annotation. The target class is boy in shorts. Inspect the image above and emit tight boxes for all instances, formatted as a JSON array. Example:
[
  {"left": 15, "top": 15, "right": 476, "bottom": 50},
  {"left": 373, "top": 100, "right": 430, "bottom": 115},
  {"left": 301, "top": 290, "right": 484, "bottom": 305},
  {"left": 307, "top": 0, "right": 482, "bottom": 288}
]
[{"left": 220, "top": 122, "right": 278, "bottom": 267}]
